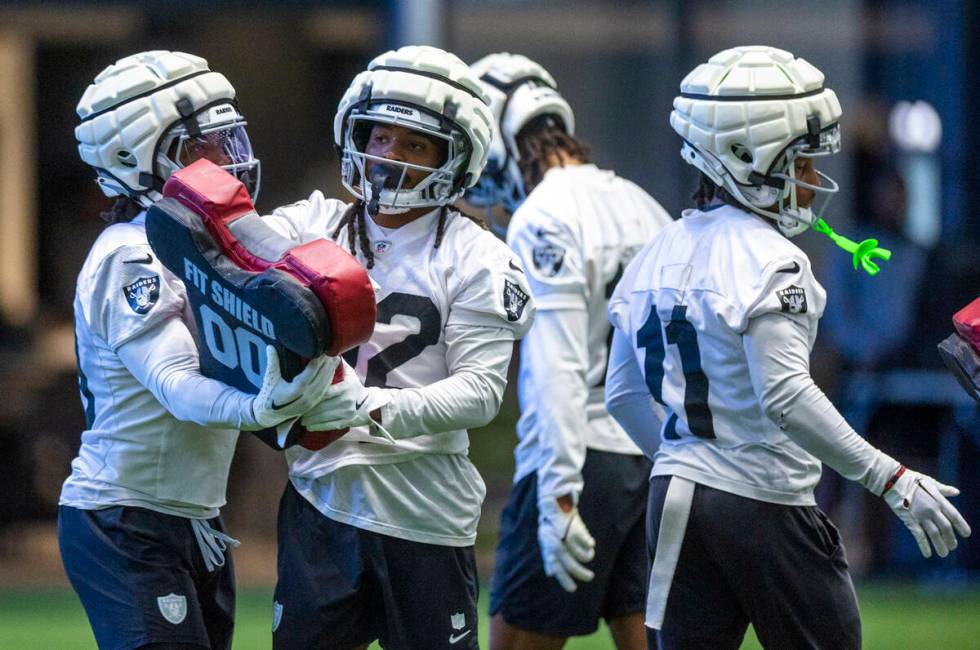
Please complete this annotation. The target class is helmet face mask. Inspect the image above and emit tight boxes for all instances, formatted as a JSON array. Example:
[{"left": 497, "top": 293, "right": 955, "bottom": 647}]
[
  {"left": 710, "top": 122, "right": 842, "bottom": 236},
  {"left": 671, "top": 46, "right": 843, "bottom": 237},
  {"left": 334, "top": 46, "right": 494, "bottom": 216},
  {"left": 158, "top": 102, "right": 261, "bottom": 200},
  {"left": 341, "top": 103, "right": 466, "bottom": 214}
]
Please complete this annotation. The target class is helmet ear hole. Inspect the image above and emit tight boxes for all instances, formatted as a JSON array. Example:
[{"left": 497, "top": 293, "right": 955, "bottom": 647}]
[
  {"left": 116, "top": 149, "right": 137, "bottom": 168},
  {"left": 731, "top": 143, "right": 752, "bottom": 164}
]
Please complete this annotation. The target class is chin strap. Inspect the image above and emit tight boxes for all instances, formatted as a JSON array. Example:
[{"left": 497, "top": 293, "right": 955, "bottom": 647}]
[{"left": 812, "top": 218, "right": 892, "bottom": 276}]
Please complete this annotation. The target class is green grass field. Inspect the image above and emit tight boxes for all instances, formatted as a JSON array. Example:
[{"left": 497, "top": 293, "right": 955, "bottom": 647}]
[{"left": 1, "top": 584, "right": 978, "bottom": 649}]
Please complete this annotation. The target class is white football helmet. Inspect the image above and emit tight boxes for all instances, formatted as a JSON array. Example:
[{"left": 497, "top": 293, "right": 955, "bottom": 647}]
[
  {"left": 334, "top": 45, "right": 494, "bottom": 214},
  {"left": 670, "top": 46, "right": 842, "bottom": 236},
  {"left": 467, "top": 52, "right": 575, "bottom": 214},
  {"left": 75, "top": 50, "right": 260, "bottom": 208}
]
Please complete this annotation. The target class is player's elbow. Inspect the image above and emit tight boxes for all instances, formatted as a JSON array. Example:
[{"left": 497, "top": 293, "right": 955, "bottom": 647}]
[
  {"left": 605, "top": 393, "right": 629, "bottom": 424},
  {"left": 757, "top": 371, "right": 812, "bottom": 425},
  {"left": 466, "top": 373, "right": 505, "bottom": 428}
]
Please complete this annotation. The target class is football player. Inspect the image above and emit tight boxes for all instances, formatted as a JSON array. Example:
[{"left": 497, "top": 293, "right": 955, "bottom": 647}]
[
  {"left": 259, "top": 45, "right": 535, "bottom": 649},
  {"left": 61, "top": 51, "right": 335, "bottom": 650},
  {"left": 605, "top": 46, "right": 971, "bottom": 649},
  {"left": 465, "top": 53, "right": 672, "bottom": 650}
]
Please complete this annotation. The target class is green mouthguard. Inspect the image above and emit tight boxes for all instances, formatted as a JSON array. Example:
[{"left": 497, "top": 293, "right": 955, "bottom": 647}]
[{"left": 812, "top": 218, "right": 892, "bottom": 276}]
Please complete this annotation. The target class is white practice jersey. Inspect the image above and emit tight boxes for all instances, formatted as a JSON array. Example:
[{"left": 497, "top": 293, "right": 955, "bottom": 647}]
[
  {"left": 507, "top": 164, "right": 673, "bottom": 499},
  {"left": 265, "top": 193, "right": 534, "bottom": 545},
  {"left": 61, "top": 214, "right": 239, "bottom": 518},
  {"left": 608, "top": 204, "right": 827, "bottom": 506}
]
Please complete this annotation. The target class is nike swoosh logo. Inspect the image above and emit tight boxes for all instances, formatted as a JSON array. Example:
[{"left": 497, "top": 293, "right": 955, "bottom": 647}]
[
  {"left": 355, "top": 397, "right": 368, "bottom": 410},
  {"left": 777, "top": 261, "right": 800, "bottom": 274},
  {"left": 271, "top": 396, "right": 301, "bottom": 410},
  {"left": 449, "top": 630, "right": 472, "bottom": 645},
  {"left": 536, "top": 227, "right": 558, "bottom": 238},
  {"left": 123, "top": 254, "right": 153, "bottom": 265},
  {"left": 508, "top": 260, "right": 524, "bottom": 274}
]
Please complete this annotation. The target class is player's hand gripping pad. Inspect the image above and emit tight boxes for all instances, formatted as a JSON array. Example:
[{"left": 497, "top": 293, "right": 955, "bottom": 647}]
[
  {"left": 938, "top": 297, "right": 980, "bottom": 405},
  {"left": 145, "top": 159, "right": 376, "bottom": 449}
]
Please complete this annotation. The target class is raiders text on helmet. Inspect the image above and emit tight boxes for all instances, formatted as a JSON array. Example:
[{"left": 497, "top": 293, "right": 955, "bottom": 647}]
[
  {"left": 75, "top": 50, "right": 260, "bottom": 207},
  {"left": 670, "top": 46, "right": 842, "bottom": 236},
  {"left": 334, "top": 45, "right": 494, "bottom": 214},
  {"left": 467, "top": 52, "right": 575, "bottom": 214}
]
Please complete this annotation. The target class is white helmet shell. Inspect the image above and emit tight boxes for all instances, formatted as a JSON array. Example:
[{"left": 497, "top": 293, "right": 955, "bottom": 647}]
[
  {"left": 75, "top": 50, "right": 260, "bottom": 207},
  {"left": 334, "top": 45, "right": 494, "bottom": 213},
  {"left": 670, "top": 46, "right": 842, "bottom": 236},
  {"left": 467, "top": 52, "right": 574, "bottom": 213}
]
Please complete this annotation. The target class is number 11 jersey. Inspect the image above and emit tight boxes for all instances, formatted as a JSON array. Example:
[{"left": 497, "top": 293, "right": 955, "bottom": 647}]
[{"left": 608, "top": 204, "right": 827, "bottom": 506}]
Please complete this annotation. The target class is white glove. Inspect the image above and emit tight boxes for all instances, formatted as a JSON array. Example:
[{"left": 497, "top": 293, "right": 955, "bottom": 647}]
[
  {"left": 250, "top": 347, "right": 338, "bottom": 428},
  {"left": 300, "top": 361, "right": 393, "bottom": 437},
  {"left": 538, "top": 498, "right": 596, "bottom": 592},
  {"left": 883, "top": 466, "right": 972, "bottom": 558}
]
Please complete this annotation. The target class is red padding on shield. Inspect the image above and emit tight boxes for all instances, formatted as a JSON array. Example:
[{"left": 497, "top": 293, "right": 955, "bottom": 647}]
[
  {"left": 274, "top": 242, "right": 376, "bottom": 355},
  {"left": 162, "top": 158, "right": 254, "bottom": 226},
  {"left": 162, "top": 159, "right": 376, "bottom": 354},
  {"left": 953, "top": 297, "right": 980, "bottom": 354}
]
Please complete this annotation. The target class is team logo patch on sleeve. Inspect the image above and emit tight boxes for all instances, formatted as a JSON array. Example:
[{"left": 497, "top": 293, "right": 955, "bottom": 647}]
[
  {"left": 503, "top": 279, "right": 529, "bottom": 322},
  {"left": 123, "top": 275, "right": 161, "bottom": 314},
  {"left": 532, "top": 243, "right": 565, "bottom": 276},
  {"left": 777, "top": 285, "right": 808, "bottom": 314}
]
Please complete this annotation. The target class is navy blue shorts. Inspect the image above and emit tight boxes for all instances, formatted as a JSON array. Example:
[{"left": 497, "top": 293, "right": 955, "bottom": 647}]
[
  {"left": 273, "top": 482, "right": 479, "bottom": 650},
  {"left": 648, "top": 476, "right": 861, "bottom": 650},
  {"left": 489, "top": 449, "right": 652, "bottom": 637},
  {"left": 58, "top": 505, "right": 235, "bottom": 650}
]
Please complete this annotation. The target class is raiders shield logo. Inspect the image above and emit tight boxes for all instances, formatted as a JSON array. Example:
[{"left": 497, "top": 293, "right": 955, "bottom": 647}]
[
  {"left": 503, "top": 280, "right": 529, "bottom": 322},
  {"left": 123, "top": 275, "right": 160, "bottom": 314},
  {"left": 777, "top": 285, "right": 808, "bottom": 314},
  {"left": 157, "top": 593, "right": 187, "bottom": 625},
  {"left": 273, "top": 600, "right": 283, "bottom": 632},
  {"left": 532, "top": 243, "right": 565, "bottom": 277}
]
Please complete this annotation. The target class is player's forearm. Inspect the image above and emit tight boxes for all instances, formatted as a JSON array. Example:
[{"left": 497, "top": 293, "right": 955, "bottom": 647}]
[
  {"left": 380, "top": 325, "right": 512, "bottom": 438},
  {"left": 523, "top": 308, "right": 592, "bottom": 502},
  {"left": 118, "top": 318, "right": 257, "bottom": 429},
  {"left": 155, "top": 364, "right": 257, "bottom": 429},
  {"left": 605, "top": 327, "right": 663, "bottom": 459},
  {"left": 381, "top": 370, "right": 505, "bottom": 437},
  {"left": 744, "top": 313, "right": 898, "bottom": 494}
]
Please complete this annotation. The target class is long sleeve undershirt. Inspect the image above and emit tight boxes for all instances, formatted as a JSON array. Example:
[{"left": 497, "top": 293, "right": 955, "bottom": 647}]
[
  {"left": 379, "top": 324, "right": 512, "bottom": 438},
  {"left": 520, "top": 307, "right": 593, "bottom": 502},
  {"left": 116, "top": 316, "right": 260, "bottom": 430},
  {"left": 605, "top": 327, "right": 664, "bottom": 460},
  {"left": 742, "top": 313, "right": 898, "bottom": 495}
]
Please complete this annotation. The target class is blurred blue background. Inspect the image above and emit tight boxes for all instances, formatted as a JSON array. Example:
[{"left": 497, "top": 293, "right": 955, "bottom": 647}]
[{"left": 0, "top": 0, "right": 978, "bottom": 645}]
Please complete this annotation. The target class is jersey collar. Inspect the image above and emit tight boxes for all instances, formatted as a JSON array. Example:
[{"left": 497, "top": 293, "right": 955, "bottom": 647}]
[{"left": 364, "top": 206, "right": 442, "bottom": 246}]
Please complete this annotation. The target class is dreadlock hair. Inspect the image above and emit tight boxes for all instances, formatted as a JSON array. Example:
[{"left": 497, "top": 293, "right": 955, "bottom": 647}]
[
  {"left": 692, "top": 172, "right": 744, "bottom": 210},
  {"left": 100, "top": 196, "right": 144, "bottom": 224},
  {"left": 331, "top": 199, "right": 490, "bottom": 268},
  {"left": 332, "top": 199, "right": 375, "bottom": 268},
  {"left": 515, "top": 114, "right": 590, "bottom": 194}
]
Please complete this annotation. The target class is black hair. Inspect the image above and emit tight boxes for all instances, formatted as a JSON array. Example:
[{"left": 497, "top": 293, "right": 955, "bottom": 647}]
[
  {"left": 330, "top": 200, "right": 488, "bottom": 269},
  {"left": 515, "top": 114, "right": 590, "bottom": 193},
  {"left": 692, "top": 172, "right": 743, "bottom": 210},
  {"left": 100, "top": 196, "right": 144, "bottom": 224}
]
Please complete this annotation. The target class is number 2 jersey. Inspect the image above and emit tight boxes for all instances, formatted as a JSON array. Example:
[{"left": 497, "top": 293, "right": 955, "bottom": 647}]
[
  {"left": 264, "top": 193, "right": 534, "bottom": 545},
  {"left": 608, "top": 204, "right": 827, "bottom": 506}
]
